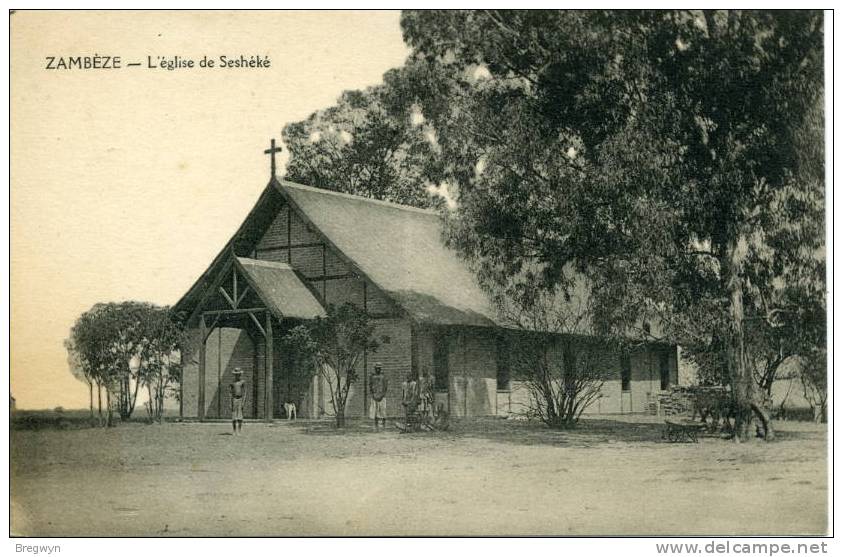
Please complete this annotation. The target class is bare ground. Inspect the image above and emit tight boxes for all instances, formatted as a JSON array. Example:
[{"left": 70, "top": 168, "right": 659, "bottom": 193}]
[{"left": 11, "top": 415, "right": 827, "bottom": 536}]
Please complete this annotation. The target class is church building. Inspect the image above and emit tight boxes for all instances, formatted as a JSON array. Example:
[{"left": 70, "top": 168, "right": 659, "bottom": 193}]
[{"left": 174, "top": 148, "right": 679, "bottom": 421}]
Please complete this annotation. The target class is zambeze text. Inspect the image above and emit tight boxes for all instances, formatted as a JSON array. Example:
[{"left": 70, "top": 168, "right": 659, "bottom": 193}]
[{"left": 45, "top": 55, "right": 121, "bottom": 70}]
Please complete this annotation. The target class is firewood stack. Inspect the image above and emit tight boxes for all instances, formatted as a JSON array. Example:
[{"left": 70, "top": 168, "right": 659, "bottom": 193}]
[
  {"left": 658, "top": 386, "right": 695, "bottom": 416},
  {"left": 658, "top": 385, "right": 731, "bottom": 417}
]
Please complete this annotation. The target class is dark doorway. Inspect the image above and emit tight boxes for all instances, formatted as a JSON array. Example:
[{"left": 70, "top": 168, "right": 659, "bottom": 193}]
[
  {"left": 659, "top": 349, "right": 671, "bottom": 391},
  {"left": 496, "top": 335, "right": 510, "bottom": 390},
  {"left": 620, "top": 352, "right": 631, "bottom": 392}
]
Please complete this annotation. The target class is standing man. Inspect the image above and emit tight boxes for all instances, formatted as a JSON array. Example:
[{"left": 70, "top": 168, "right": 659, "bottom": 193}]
[
  {"left": 399, "top": 371, "right": 420, "bottom": 433},
  {"left": 229, "top": 368, "right": 246, "bottom": 435},
  {"left": 402, "top": 372, "right": 419, "bottom": 419},
  {"left": 418, "top": 367, "right": 434, "bottom": 422},
  {"left": 369, "top": 363, "right": 388, "bottom": 430}
]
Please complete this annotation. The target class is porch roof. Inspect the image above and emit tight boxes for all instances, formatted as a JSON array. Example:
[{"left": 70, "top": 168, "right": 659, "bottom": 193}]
[{"left": 234, "top": 257, "right": 326, "bottom": 320}]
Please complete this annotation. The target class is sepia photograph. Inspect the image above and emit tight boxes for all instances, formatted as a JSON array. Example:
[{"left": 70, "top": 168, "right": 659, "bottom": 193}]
[{"left": 9, "top": 9, "right": 829, "bottom": 538}]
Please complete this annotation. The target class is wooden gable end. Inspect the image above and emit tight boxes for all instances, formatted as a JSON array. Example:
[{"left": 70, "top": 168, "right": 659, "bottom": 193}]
[{"left": 250, "top": 202, "right": 399, "bottom": 317}]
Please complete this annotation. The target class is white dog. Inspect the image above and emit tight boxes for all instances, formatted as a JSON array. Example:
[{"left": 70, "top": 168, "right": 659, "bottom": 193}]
[{"left": 283, "top": 402, "right": 297, "bottom": 421}]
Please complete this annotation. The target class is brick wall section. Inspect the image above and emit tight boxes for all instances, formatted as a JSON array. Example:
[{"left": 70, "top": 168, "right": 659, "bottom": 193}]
[
  {"left": 324, "top": 277, "right": 364, "bottom": 307},
  {"left": 365, "top": 287, "right": 394, "bottom": 314},
  {"left": 250, "top": 202, "right": 408, "bottom": 419},
  {"left": 501, "top": 343, "right": 681, "bottom": 416},
  {"left": 414, "top": 326, "right": 498, "bottom": 417},
  {"left": 255, "top": 247, "right": 287, "bottom": 263},
  {"left": 193, "top": 328, "right": 255, "bottom": 418},
  {"left": 324, "top": 249, "right": 347, "bottom": 275},
  {"left": 291, "top": 246, "right": 324, "bottom": 278},
  {"left": 254, "top": 201, "right": 398, "bottom": 315},
  {"left": 253, "top": 200, "right": 408, "bottom": 419},
  {"left": 200, "top": 327, "right": 257, "bottom": 419},
  {"left": 290, "top": 210, "right": 320, "bottom": 244},
  {"left": 362, "top": 318, "right": 412, "bottom": 418},
  {"left": 182, "top": 201, "right": 682, "bottom": 420},
  {"left": 416, "top": 327, "right": 435, "bottom": 378},
  {"left": 446, "top": 328, "right": 497, "bottom": 417},
  {"left": 253, "top": 337, "right": 265, "bottom": 419},
  {"left": 294, "top": 318, "right": 411, "bottom": 420},
  {"left": 181, "top": 325, "right": 200, "bottom": 418},
  {"left": 256, "top": 206, "right": 289, "bottom": 249}
]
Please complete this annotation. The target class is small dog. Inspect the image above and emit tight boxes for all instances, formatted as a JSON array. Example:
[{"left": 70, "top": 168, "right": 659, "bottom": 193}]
[{"left": 283, "top": 402, "right": 297, "bottom": 421}]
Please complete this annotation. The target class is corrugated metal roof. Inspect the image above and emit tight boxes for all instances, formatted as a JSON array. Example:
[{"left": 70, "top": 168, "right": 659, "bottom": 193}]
[
  {"left": 278, "top": 180, "right": 500, "bottom": 327},
  {"left": 234, "top": 257, "right": 326, "bottom": 320}
]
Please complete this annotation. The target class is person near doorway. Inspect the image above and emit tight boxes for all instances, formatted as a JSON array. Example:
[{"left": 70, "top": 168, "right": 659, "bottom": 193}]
[
  {"left": 230, "top": 368, "right": 246, "bottom": 435},
  {"left": 369, "top": 363, "right": 389, "bottom": 430},
  {"left": 418, "top": 367, "right": 434, "bottom": 422},
  {"left": 398, "top": 371, "right": 421, "bottom": 433}
]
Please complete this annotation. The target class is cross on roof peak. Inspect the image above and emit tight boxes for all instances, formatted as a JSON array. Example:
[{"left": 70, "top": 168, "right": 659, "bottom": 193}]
[{"left": 264, "top": 138, "right": 282, "bottom": 178}]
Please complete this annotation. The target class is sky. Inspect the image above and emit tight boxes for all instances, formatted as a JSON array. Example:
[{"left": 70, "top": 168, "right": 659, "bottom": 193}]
[{"left": 10, "top": 10, "right": 411, "bottom": 409}]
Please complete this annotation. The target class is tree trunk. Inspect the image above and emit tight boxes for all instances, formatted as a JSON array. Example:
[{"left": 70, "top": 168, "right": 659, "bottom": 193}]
[
  {"left": 819, "top": 400, "right": 826, "bottom": 424},
  {"left": 724, "top": 235, "right": 774, "bottom": 442},
  {"left": 117, "top": 376, "right": 127, "bottom": 420},
  {"left": 335, "top": 409, "right": 346, "bottom": 428},
  {"left": 129, "top": 372, "right": 141, "bottom": 419},
  {"left": 147, "top": 382, "right": 155, "bottom": 422},
  {"left": 105, "top": 387, "right": 114, "bottom": 427},
  {"left": 96, "top": 382, "right": 103, "bottom": 427},
  {"left": 156, "top": 377, "right": 165, "bottom": 423},
  {"left": 561, "top": 342, "right": 577, "bottom": 423},
  {"left": 88, "top": 381, "right": 94, "bottom": 422}
]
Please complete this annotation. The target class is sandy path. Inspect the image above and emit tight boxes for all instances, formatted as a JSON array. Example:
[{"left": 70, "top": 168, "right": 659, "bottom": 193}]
[{"left": 11, "top": 417, "right": 827, "bottom": 536}]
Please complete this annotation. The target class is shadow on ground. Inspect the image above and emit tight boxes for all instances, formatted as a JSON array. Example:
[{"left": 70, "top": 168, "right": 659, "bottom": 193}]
[{"left": 294, "top": 413, "right": 825, "bottom": 449}]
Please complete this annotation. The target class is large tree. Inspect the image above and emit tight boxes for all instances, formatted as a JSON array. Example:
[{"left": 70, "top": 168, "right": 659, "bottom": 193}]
[
  {"left": 69, "top": 303, "right": 120, "bottom": 426},
  {"left": 283, "top": 63, "right": 444, "bottom": 208},
  {"left": 282, "top": 10, "right": 825, "bottom": 441},
  {"left": 68, "top": 301, "right": 186, "bottom": 424},
  {"left": 397, "top": 10, "right": 824, "bottom": 441},
  {"left": 136, "top": 306, "right": 186, "bottom": 423}
]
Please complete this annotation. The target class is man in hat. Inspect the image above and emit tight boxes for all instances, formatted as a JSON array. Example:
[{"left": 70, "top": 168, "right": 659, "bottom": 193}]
[
  {"left": 229, "top": 367, "right": 246, "bottom": 435},
  {"left": 368, "top": 363, "right": 388, "bottom": 430}
]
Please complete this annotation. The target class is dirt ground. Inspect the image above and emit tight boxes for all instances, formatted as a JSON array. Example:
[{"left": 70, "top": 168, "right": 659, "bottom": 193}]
[{"left": 11, "top": 415, "right": 827, "bottom": 536}]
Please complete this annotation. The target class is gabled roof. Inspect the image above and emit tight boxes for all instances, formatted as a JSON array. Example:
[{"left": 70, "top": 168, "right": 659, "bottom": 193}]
[
  {"left": 173, "top": 178, "right": 500, "bottom": 328},
  {"left": 279, "top": 180, "right": 500, "bottom": 327},
  {"left": 235, "top": 257, "right": 326, "bottom": 320},
  {"left": 172, "top": 178, "right": 675, "bottom": 344}
]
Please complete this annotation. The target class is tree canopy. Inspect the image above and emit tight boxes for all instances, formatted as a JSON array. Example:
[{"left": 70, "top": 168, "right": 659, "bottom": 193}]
[
  {"left": 68, "top": 301, "right": 185, "bottom": 425},
  {"left": 282, "top": 10, "right": 825, "bottom": 440},
  {"left": 282, "top": 303, "right": 381, "bottom": 427},
  {"left": 283, "top": 64, "right": 444, "bottom": 208}
]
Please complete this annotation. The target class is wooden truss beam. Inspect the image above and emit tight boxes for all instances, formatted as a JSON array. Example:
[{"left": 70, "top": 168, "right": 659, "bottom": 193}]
[{"left": 202, "top": 307, "right": 267, "bottom": 316}]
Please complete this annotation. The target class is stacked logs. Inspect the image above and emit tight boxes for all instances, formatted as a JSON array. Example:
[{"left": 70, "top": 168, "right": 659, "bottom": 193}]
[{"left": 658, "top": 385, "right": 731, "bottom": 417}]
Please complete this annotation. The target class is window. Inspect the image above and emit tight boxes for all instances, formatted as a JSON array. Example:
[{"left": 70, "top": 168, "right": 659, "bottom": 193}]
[
  {"left": 659, "top": 349, "right": 671, "bottom": 391},
  {"left": 433, "top": 336, "right": 449, "bottom": 391},
  {"left": 620, "top": 353, "right": 631, "bottom": 392},
  {"left": 496, "top": 335, "right": 510, "bottom": 391}
]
